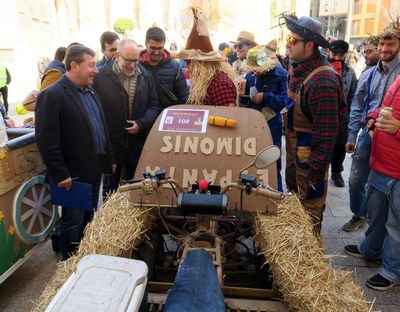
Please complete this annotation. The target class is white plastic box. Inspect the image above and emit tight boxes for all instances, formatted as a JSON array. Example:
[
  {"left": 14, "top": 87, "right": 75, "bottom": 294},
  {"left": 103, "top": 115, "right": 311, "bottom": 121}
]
[{"left": 46, "top": 254, "right": 148, "bottom": 312}]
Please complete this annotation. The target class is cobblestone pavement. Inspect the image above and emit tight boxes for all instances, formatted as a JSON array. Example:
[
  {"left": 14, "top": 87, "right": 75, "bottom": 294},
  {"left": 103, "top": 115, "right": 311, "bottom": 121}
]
[{"left": 322, "top": 154, "right": 400, "bottom": 312}]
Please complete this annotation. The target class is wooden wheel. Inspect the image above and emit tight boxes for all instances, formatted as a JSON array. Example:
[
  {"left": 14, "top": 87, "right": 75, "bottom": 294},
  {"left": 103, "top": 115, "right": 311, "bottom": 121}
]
[{"left": 13, "top": 175, "right": 58, "bottom": 244}]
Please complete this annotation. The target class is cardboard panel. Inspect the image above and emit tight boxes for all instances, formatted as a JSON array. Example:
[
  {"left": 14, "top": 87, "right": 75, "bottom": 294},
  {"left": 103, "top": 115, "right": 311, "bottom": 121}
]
[
  {"left": 0, "top": 144, "right": 45, "bottom": 196},
  {"left": 134, "top": 105, "right": 279, "bottom": 214}
]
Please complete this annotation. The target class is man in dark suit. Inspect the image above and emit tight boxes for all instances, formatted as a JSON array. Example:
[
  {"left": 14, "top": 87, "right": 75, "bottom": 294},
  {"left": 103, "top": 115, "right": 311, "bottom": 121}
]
[
  {"left": 35, "top": 45, "right": 114, "bottom": 260},
  {"left": 93, "top": 39, "right": 160, "bottom": 194}
]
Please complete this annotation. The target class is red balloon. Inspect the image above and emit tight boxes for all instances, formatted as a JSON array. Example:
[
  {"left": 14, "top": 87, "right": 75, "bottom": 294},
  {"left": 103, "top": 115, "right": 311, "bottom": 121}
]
[{"left": 198, "top": 179, "right": 209, "bottom": 192}]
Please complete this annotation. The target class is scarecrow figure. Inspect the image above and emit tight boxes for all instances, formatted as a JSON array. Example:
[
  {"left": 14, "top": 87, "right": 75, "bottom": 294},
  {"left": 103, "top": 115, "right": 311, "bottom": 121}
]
[{"left": 176, "top": 8, "right": 238, "bottom": 106}]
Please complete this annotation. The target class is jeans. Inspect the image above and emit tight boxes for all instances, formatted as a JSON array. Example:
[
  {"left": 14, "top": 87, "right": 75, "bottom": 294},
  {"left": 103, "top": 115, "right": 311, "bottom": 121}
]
[
  {"left": 103, "top": 145, "right": 143, "bottom": 197},
  {"left": 331, "top": 124, "right": 348, "bottom": 174},
  {"left": 358, "top": 180, "right": 400, "bottom": 282},
  {"left": 348, "top": 128, "right": 371, "bottom": 217},
  {"left": 330, "top": 143, "right": 346, "bottom": 173},
  {"left": 164, "top": 249, "right": 226, "bottom": 312},
  {"left": 103, "top": 165, "right": 125, "bottom": 198}
]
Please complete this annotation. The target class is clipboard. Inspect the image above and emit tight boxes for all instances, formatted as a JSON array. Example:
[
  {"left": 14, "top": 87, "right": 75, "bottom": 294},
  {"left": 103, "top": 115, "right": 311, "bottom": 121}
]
[{"left": 49, "top": 178, "right": 93, "bottom": 211}]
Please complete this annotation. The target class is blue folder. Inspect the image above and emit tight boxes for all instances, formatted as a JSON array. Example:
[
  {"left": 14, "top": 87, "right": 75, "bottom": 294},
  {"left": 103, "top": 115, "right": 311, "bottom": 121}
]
[{"left": 49, "top": 178, "right": 93, "bottom": 211}]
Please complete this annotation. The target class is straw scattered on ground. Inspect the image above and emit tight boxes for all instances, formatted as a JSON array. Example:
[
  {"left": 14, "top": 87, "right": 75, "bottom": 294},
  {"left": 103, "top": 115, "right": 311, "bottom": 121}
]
[
  {"left": 31, "top": 192, "right": 155, "bottom": 311},
  {"left": 254, "top": 195, "right": 372, "bottom": 312}
]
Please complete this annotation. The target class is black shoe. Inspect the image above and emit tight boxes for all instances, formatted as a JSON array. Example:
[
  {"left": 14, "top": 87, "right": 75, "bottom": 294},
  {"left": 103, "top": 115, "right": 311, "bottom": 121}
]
[
  {"left": 51, "top": 234, "right": 60, "bottom": 253},
  {"left": 331, "top": 172, "right": 345, "bottom": 187},
  {"left": 344, "top": 245, "right": 382, "bottom": 264},
  {"left": 366, "top": 274, "right": 400, "bottom": 291},
  {"left": 342, "top": 215, "right": 366, "bottom": 232},
  {"left": 344, "top": 245, "right": 363, "bottom": 258}
]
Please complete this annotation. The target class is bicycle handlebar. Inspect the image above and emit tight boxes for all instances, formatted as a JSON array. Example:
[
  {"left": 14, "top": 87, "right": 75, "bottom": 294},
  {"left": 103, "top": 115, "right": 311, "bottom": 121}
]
[
  {"left": 118, "top": 178, "right": 286, "bottom": 200},
  {"left": 221, "top": 183, "right": 285, "bottom": 200},
  {"left": 118, "top": 178, "right": 185, "bottom": 194}
]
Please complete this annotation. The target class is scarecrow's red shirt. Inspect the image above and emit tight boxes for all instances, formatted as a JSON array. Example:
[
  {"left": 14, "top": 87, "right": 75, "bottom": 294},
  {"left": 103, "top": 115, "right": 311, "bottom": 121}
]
[{"left": 203, "top": 72, "right": 237, "bottom": 106}]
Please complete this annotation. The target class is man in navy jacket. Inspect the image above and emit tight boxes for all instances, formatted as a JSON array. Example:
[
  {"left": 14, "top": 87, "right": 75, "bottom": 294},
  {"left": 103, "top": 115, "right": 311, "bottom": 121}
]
[{"left": 140, "top": 27, "right": 188, "bottom": 107}]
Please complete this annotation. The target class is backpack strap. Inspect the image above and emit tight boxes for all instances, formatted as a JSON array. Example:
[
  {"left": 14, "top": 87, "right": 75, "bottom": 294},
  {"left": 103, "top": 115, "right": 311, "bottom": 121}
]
[{"left": 302, "top": 65, "right": 337, "bottom": 86}]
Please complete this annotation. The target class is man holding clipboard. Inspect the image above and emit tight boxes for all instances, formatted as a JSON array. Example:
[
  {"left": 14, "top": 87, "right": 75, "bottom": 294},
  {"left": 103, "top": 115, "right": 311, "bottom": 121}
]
[{"left": 35, "top": 45, "right": 114, "bottom": 261}]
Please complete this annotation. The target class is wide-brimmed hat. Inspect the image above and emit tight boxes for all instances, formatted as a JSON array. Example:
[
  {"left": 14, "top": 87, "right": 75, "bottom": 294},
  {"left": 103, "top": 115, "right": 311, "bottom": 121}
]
[
  {"left": 175, "top": 8, "right": 224, "bottom": 62},
  {"left": 236, "top": 31, "right": 257, "bottom": 46},
  {"left": 329, "top": 40, "right": 349, "bottom": 53},
  {"left": 265, "top": 39, "right": 278, "bottom": 54},
  {"left": 283, "top": 14, "right": 329, "bottom": 48},
  {"left": 245, "top": 46, "right": 278, "bottom": 74}
]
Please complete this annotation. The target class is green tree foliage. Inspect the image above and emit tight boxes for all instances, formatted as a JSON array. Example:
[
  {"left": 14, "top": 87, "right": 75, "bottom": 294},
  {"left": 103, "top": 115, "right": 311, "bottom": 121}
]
[{"left": 113, "top": 18, "right": 134, "bottom": 35}]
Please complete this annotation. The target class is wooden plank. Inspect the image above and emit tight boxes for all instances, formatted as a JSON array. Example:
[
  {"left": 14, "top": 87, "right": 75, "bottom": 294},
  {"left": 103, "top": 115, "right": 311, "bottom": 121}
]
[
  {"left": 149, "top": 282, "right": 282, "bottom": 299},
  {"left": 222, "top": 286, "right": 282, "bottom": 299},
  {"left": 147, "top": 292, "right": 288, "bottom": 311},
  {"left": 225, "top": 297, "right": 288, "bottom": 311}
]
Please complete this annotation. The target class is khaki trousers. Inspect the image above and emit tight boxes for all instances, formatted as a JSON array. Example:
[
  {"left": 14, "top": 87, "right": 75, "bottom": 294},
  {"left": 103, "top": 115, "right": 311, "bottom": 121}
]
[
  {"left": 296, "top": 166, "right": 328, "bottom": 236},
  {"left": 285, "top": 128, "right": 328, "bottom": 236},
  {"left": 284, "top": 128, "right": 297, "bottom": 192}
]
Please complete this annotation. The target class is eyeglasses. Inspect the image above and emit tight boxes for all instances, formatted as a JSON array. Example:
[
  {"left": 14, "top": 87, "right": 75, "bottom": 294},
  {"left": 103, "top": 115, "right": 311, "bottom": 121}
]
[
  {"left": 119, "top": 53, "right": 138, "bottom": 65},
  {"left": 105, "top": 48, "right": 117, "bottom": 53},
  {"left": 287, "top": 35, "right": 306, "bottom": 45},
  {"left": 148, "top": 46, "right": 164, "bottom": 52},
  {"left": 361, "top": 48, "right": 377, "bottom": 56},
  {"left": 234, "top": 42, "right": 247, "bottom": 50}
]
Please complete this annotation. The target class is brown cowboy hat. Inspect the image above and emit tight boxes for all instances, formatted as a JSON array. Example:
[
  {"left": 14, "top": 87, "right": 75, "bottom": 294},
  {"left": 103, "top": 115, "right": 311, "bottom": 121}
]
[{"left": 236, "top": 31, "right": 257, "bottom": 46}]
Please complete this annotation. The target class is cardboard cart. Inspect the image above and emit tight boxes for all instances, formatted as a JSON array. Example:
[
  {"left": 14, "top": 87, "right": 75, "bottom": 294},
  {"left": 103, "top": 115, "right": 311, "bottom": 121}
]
[{"left": 0, "top": 128, "right": 58, "bottom": 284}]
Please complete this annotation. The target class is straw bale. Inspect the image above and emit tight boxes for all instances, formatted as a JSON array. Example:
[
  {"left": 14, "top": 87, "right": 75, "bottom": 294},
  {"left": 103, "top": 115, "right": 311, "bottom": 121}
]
[
  {"left": 254, "top": 196, "right": 371, "bottom": 312},
  {"left": 31, "top": 192, "right": 155, "bottom": 311}
]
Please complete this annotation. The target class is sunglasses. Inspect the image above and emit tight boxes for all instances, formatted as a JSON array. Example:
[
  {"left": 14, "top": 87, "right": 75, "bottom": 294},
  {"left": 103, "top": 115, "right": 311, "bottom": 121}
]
[
  {"left": 234, "top": 42, "right": 247, "bottom": 50},
  {"left": 287, "top": 35, "right": 306, "bottom": 45}
]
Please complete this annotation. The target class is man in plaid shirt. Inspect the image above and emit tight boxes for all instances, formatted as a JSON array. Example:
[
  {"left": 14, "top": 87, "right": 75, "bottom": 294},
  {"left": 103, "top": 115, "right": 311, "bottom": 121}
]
[{"left": 283, "top": 14, "right": 346, "bottom": 236}]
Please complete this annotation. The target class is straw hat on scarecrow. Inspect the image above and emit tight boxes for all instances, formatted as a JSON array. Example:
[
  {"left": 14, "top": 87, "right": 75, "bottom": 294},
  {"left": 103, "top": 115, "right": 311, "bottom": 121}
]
[
  {"left": 245, "top": 44, "right": 279, "bottom": 75},
  {"left": 176, "top": 7, "right": 238, "bottom": 105}
]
